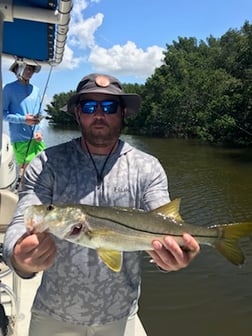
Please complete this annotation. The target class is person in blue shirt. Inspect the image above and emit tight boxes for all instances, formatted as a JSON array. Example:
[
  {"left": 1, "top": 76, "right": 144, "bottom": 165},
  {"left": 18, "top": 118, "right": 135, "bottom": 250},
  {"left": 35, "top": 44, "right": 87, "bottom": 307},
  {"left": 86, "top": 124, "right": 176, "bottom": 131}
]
[{"left": 3, "top": 60, "right": 46, "bottom": 173}]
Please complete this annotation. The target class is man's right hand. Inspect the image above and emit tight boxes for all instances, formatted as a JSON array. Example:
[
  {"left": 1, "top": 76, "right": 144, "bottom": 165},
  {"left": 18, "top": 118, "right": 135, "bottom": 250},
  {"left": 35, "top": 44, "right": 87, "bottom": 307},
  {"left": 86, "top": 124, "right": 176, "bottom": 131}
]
[{"left": 11, "top": 232, "right": 57, "bottom": 277}]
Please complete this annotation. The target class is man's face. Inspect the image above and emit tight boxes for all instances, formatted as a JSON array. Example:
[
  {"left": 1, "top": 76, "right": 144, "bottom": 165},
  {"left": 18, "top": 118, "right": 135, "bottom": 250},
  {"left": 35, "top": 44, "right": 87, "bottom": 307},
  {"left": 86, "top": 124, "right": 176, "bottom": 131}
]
[
  {"left": 22, "top": 65, "right": 35, "bottom": 80},
  {"left": 75, "top": 93, "right": 124, "bottom": 149}
]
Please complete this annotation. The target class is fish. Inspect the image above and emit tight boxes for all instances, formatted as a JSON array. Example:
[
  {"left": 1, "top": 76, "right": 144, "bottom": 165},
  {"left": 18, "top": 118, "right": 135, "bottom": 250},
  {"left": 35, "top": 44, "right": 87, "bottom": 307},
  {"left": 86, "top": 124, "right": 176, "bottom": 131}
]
[{"left": 24, "top": 198, "right": 252, "bottom": 272}]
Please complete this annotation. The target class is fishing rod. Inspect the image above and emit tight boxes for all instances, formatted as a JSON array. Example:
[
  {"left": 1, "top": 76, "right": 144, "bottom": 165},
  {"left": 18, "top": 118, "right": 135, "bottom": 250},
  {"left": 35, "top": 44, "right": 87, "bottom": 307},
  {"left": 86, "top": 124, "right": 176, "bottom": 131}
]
[
  {"left": 34, "top": 63, "right": 54, "bottom": 120},
  {"left": 15, "top": 64, "right": 54, "bottom": 191}
]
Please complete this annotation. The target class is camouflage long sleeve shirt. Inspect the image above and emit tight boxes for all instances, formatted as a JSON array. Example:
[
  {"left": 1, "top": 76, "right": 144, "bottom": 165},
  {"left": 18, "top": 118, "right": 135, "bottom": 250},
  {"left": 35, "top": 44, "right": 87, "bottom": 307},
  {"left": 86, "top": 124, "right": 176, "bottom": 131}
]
[{"left": 3, "top": 138, "right": 170, "bottom": 326}]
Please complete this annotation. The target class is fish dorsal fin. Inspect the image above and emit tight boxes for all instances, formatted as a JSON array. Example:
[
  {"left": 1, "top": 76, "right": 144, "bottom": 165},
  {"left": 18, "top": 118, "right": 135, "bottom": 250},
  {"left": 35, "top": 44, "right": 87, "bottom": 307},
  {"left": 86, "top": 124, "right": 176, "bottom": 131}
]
[
  {"left": 153, "top": 198, "right": 183, "bottom": 221},
  {"left": 97, "top": 248, "right": 122, "bottom": 272}
]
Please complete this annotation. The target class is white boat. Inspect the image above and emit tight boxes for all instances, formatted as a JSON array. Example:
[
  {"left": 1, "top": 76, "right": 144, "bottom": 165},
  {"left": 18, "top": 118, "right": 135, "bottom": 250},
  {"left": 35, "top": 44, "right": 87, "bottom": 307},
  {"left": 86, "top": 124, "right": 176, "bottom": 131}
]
[{"left": 0, "top": 1, "right": 73, "bottom": 334}]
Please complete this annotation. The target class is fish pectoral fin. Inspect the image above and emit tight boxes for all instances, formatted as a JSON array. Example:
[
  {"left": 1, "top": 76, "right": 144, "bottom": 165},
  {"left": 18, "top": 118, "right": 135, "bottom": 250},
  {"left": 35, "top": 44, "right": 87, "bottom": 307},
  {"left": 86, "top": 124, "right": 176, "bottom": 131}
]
[
  {"left": 152, "top": 198, "right": 183, "bottom": 221},
  {"left": 97, "top": 248, "right": 123, "bottom": 272}
]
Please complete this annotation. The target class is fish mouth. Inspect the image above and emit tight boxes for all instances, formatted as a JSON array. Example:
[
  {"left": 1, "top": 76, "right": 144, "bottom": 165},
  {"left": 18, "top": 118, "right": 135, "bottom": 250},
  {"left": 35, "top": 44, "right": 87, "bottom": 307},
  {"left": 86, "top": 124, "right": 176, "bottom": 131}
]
[{"left": 67, "top": 223, "right": 84, "bottom": 237}]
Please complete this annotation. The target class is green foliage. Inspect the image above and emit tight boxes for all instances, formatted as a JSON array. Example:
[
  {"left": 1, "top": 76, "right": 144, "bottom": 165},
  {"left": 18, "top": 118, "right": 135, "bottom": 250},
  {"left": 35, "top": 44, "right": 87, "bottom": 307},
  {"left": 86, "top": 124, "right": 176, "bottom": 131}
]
[
  {"left": 128, "top": 20, "right": 252, "bottom": 146},
  {"left": 45, "top": 91, "right": 77, "bottom": 126},
  {"left": 46, "top": 21, "right": 252, "bottom": 146}
]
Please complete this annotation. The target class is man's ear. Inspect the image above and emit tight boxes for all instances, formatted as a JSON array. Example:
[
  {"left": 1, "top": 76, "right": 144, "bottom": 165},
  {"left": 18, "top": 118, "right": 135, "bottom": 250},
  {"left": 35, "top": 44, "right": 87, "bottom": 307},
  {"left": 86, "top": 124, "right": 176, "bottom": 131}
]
[{"left": 74, "top": 108, "right": 80, "bottom": 124}]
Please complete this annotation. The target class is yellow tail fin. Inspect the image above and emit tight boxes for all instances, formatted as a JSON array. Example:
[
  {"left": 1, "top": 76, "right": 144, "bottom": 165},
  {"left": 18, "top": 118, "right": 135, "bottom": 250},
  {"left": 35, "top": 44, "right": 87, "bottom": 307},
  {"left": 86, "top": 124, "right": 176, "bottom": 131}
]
[{"left": 211, "top": 222, "right": 252, "bottom": 265}]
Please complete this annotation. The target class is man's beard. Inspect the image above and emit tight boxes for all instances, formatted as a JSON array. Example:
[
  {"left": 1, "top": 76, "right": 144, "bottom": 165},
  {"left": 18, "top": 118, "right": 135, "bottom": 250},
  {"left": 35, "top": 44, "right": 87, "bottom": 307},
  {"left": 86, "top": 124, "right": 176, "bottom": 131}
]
[{"left": 80, "top": 120, "right": 122, "bottom": 147}]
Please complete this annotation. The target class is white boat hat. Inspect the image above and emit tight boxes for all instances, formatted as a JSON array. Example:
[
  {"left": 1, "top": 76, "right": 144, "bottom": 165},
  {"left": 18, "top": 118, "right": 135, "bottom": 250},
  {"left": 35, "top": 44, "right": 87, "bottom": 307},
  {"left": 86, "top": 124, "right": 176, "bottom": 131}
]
[{"left": 9, "top": 59, "right": 41, "bottom": 74}]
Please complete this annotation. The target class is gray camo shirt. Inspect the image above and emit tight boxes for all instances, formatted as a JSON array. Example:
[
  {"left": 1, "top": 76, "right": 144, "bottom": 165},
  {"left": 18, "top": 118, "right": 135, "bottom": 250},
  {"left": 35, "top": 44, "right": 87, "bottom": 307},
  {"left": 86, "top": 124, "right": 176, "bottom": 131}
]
[{"left": 3, "top": 138, "right": 170, "bottom": 326}]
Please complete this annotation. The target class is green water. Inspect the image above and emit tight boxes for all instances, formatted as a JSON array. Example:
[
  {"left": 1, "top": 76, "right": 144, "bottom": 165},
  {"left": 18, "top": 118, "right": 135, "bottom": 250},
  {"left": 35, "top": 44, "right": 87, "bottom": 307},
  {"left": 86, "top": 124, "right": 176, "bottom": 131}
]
[{"left": 132, "top": 137, "right": 252, "bottom": 336}]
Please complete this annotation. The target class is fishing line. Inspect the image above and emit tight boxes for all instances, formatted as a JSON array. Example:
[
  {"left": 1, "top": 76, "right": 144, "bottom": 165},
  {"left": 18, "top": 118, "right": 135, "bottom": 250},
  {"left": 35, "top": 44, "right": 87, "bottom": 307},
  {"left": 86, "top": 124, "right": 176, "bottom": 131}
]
[
  {"left": 15, "top": 65, "right": 54, "bottom": 191},
  {"left": 233, "top": 123, "right": 252, "bottom": 137},
  {"left": 209, "top": 109, "right": 252, "bottom": 137}
]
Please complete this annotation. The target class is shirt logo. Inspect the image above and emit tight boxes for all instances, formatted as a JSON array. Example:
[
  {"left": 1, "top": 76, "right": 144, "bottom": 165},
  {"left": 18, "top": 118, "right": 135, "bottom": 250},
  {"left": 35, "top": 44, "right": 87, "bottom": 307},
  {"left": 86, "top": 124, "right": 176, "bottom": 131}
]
[{"left": 113, "top": 186, "right": 130, "bottom": 193}]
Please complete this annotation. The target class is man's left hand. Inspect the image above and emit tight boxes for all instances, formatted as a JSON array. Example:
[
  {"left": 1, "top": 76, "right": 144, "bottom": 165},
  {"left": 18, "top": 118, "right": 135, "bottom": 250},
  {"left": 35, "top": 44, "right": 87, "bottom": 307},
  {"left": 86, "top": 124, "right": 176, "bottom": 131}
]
[
  {"left": 147, "top": 233, "right": 200, "bottom": 272},
  {"left": 34, "top": 132, "right": 43, "bottom": 142}
]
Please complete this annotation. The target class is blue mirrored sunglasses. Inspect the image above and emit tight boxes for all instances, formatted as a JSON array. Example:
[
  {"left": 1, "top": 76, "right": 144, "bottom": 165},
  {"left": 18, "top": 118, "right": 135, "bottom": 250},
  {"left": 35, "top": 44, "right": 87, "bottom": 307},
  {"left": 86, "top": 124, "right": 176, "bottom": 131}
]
[{"left": 79, "top": 100, "right": 119, "bottom": 114}]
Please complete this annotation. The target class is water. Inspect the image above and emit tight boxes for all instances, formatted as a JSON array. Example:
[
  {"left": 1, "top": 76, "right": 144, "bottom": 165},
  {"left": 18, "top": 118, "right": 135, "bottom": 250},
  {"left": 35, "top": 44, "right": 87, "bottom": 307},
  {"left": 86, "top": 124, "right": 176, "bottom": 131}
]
[
  {"left": 136, "top": 139, "right": 252, "bottom": 336},
  {"left": 38, "top": 122, "right": 252, "bottom": 335}
]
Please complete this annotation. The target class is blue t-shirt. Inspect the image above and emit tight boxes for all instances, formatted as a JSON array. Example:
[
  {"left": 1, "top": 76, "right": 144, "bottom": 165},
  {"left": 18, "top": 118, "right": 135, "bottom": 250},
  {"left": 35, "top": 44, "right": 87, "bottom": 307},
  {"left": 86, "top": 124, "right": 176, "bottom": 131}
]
[{"left": 3, "top": 80, "right": 43, "bottom": 143}]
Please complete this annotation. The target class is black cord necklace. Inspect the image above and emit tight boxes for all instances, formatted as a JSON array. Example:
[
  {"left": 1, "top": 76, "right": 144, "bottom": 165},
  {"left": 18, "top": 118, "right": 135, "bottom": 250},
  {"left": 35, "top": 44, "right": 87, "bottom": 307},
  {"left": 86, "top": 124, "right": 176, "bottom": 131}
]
[{"left": 85, "top": 140, "right": 117, "bottom": 186}]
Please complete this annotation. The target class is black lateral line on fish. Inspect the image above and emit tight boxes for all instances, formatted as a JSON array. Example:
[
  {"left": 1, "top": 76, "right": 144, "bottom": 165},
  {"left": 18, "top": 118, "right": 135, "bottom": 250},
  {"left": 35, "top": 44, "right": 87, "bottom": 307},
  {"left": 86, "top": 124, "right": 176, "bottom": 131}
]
[{"left": 86, "top": 213, "right": 218, "bottom": 239}]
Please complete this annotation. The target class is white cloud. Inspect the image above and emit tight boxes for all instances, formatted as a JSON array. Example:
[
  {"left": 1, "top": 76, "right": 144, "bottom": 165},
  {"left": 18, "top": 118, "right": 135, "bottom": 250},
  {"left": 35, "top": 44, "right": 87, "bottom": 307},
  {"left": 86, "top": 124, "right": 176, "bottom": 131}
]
[
  {"left": 70, "top": 0, "right": 89, "bottom": 21},
  {"left": 60, "top": 0, "right": 165, "bottom": 79},
  {"left": 68, "top": 0, "right": 103, "bottom": 49},
  {"left": 60, "top": 0, "right": 104, "bottom": 69},
  {"left": 58, "top": 0, "right": 103, "bottom": 70},
  {"left": 58, "top": 45, "right": 84, "bottom": 70},
  {"left": 69, "top": 13, "right": 104, "bottom": 49},
  {"left": 88, "top": 42, "right": 165, "bottom": 78}
]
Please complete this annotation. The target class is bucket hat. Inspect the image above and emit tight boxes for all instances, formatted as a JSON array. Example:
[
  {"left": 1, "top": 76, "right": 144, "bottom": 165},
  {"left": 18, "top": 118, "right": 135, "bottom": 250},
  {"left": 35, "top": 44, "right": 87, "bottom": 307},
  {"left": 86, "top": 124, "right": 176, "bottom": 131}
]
[
  {"left": 65, "top": 73, "right": 141, "bottom": 115},
  {"left": 9, "top": 59, "right": 41, "bottom": 74}
]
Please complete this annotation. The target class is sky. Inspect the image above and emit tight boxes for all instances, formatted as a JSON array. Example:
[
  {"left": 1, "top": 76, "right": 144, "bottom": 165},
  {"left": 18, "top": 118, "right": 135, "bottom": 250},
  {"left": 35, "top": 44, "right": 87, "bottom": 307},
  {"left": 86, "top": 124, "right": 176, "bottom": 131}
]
[{"left": 2, "top": 0, "right": 252, "bottom": 107}]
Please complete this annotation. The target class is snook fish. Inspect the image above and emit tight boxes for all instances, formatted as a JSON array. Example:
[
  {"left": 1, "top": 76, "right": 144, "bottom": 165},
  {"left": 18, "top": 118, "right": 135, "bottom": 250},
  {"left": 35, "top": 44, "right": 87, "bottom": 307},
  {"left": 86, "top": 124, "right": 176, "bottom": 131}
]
[{"left": 24, "top": 199, "right": 252, "bottom": 272}]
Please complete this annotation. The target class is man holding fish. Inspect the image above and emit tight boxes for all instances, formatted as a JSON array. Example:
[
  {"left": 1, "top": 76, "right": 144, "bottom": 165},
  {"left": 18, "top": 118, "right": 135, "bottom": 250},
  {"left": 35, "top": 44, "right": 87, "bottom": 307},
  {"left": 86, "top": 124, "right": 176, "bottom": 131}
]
[{"left": 3, "top": 73, "right": 200, "bottom": 335}]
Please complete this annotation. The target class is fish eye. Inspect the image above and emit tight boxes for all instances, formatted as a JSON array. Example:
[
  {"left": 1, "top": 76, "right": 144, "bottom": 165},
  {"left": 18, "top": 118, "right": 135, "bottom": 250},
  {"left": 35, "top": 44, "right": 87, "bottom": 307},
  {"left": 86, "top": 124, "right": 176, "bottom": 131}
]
[{"left": 47, "top": 204, "right": 55, "bottom": 211}]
